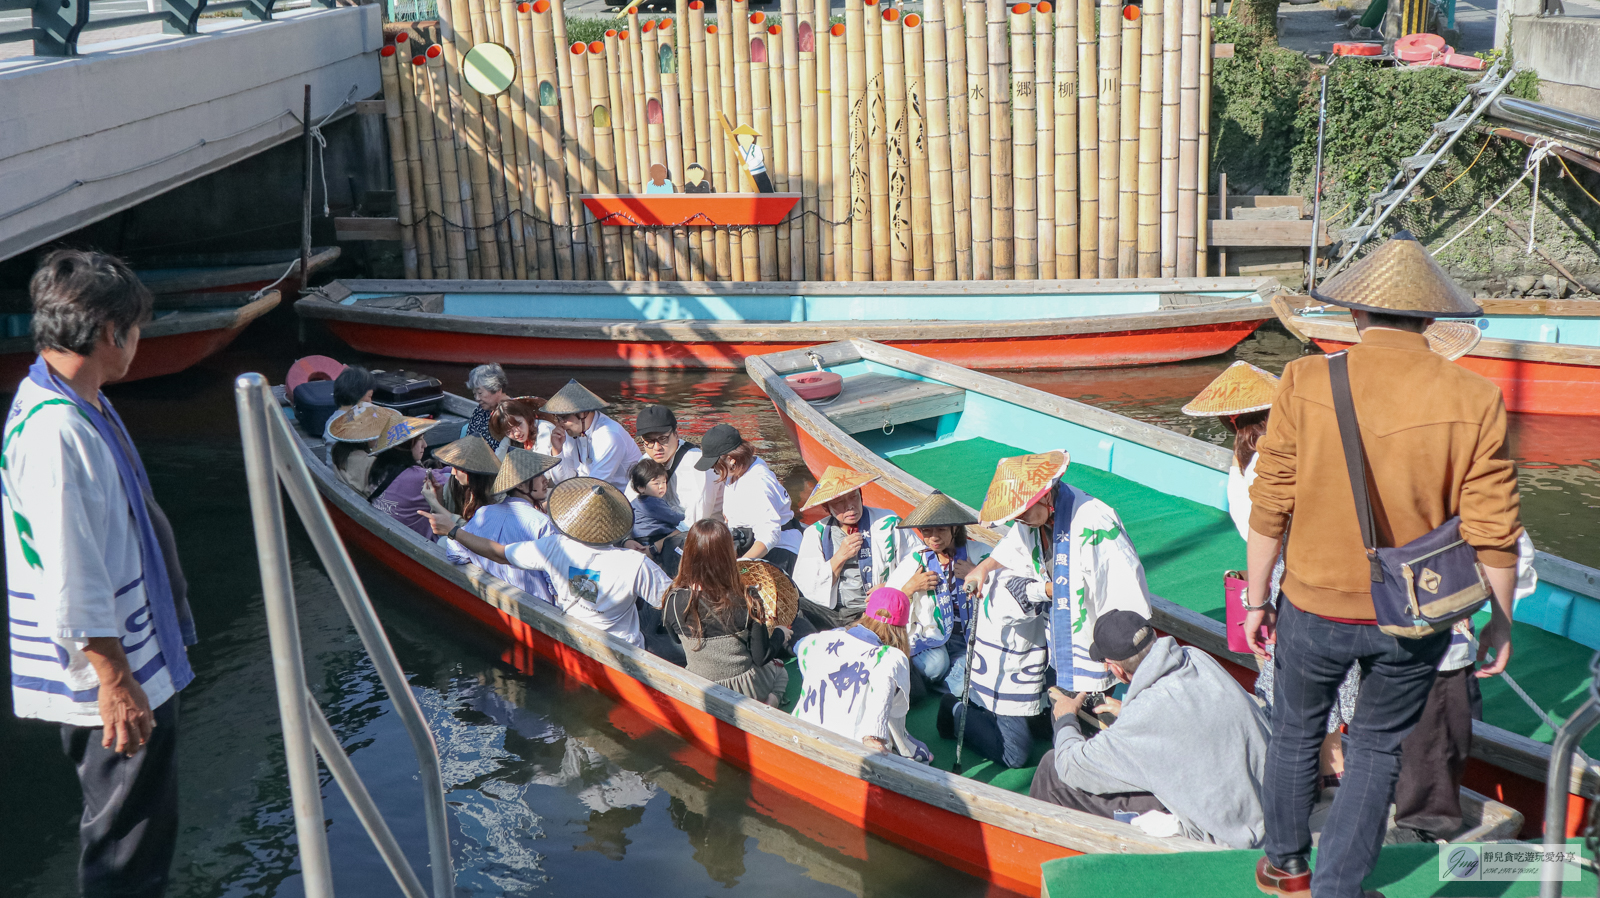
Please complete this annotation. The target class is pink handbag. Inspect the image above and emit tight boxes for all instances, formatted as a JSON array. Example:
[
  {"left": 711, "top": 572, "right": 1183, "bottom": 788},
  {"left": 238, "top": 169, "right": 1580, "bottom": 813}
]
[{"left": 1225, "top": 571, "right": 1267, "bottom": 654}]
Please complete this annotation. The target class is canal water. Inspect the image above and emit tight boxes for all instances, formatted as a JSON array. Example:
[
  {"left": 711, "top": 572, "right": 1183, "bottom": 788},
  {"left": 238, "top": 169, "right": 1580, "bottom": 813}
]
[{"left": 3, "top": 324, "right": 1597, "bottom": 898}]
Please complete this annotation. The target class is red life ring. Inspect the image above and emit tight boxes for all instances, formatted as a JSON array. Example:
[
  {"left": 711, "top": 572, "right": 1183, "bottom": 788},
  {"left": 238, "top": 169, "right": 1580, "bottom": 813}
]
[
  {"left": 785, "top": 370, "right": 843, "bottom": 401},
  {"left": 286, "top": 355, "right": 346, "bottom": 401},
  {"left": 1332, "top": 41, "right": 1383, "bottom": 56}
]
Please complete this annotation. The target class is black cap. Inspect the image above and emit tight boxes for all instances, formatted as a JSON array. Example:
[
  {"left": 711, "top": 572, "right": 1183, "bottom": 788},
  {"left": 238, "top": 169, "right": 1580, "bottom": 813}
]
[
  {"left": 693, "top": 423, "right": 743, "bottom": 470},
  {"left": 1088, "top": 610, "right": 1156, "bottom": 663},
  {"left": 634, "top": 404, "right": 677, "bottom": 436}
]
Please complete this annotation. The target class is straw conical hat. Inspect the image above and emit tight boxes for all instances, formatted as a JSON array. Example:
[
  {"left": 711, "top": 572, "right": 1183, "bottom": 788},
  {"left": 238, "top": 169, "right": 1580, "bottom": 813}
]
[
  {"left": 493, "top": 447, "right": 561, "bottom": 495},
  {"left": 434, "top": 436, "right": 500, "bottom": 475},
  {"left": 1310, "top": 231, "right": 1482, "bottom": 318},
  {"left": 731, "top": 123, "right": 762, "bottom": 137},
  {"left": 542, "top": 379, "right": 610, "bottom": 415},
  {"left": 327, "top": 403, "right": 397, "bottom": 443},
  {"left": 897, "top": 491, "right": 979, "bottom": 529},
  {"left": 800, "top": 465, "right": 881, "bottom": 511},
  {"left": 978, "top": 451, "right": 1070, "bottom": 525},
  {"left": 1181, "top": 361, "right": 1281, "bottom": 417},
  {"left": 370, "top": 414, "right": 441, "bottom": 454},
  {"left": 740, "top": 559, "right": 799, "bottom": 630},
  {"left": 1424, "top": 319, "right": 1483, "bottom": 361},
  {"left": 547, "top": 477, "right": 633, "bottom": 545}
]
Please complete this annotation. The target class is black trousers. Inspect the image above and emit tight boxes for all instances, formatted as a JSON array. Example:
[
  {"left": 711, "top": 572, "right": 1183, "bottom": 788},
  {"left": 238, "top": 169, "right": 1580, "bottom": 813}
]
[
  {"left": 61, "top": 695, "right": 181, "bottom": 898},
  {"left": 1394, "top": 665, "right": 1482, "bottom": 836}
]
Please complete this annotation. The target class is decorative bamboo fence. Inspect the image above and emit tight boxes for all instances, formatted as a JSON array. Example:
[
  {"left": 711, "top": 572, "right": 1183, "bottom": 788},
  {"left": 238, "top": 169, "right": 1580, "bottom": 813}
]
[{"left": 381, "top": 0, "right": 1212, "bottom": 281}]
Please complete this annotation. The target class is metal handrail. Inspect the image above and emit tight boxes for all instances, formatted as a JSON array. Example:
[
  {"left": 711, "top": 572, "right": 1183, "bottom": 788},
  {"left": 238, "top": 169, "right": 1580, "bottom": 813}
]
[
  {"left": 0, "top": 0, "right": 332, "bottom": 56},
  {"left": 235, "top": 373, "right": 453, "bottom": 898},
  {"left": 1539, "top": 651, "right": 1600, "bottom": 898}
]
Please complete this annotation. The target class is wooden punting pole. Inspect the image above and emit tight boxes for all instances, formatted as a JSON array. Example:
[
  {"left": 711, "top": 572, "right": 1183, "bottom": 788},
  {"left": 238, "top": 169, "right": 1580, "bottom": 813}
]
[
  {"left": 830, "top": 23, "right": 852, "bottom": 280},
  {"left": 766, "top": 21, "right": 792, "bottom": 279},
  {"left": 1076, "top": 0, "right": 1097, "bottom": 275},
  {"left": 661, "top": 20, "right": 693, "bottom": 281},
  {"left": 1159, "top": 0, "right": 1181, "bottom": 275},
  {"left": 1196, "top": 2, "right": 1211, "bottom": 277},
  {"left": 516, "top": 5, "right": 547, "bottom": 278},
  {"left": 904, "top": 13, "right": 934, "bottom": 281},
  {"left": 883, "top": 8, "right": 912, "bottom": 281},
  {"left": 964, "top": 0, "right": 991, "bottom": 278},
  {"left": 688, "top": 2, "right": 714, "bottom": 280},
  {"left": 780, "top": 2, "right": 805, "bottom": 279},
  {"left": 1095, "top": 0, "right": 1119, "bottom": 277},
  {"left": 865, "top": 0, "right": 889, "bottom": 280},
  {"left": 923, "top": 0, "right": 956, "bottom": 280},
  {"left": 604, "top": 29, "right": 639, "bottom": 280},
  {"left": 751, "top": 24, "right": 778, "bottom": 280},
  {"left": 987, "top": 0, "right": 1012, "bottom": 279},
  {"left": 1009, "top": 2, "right": 1036, "bottom": 280},
  {"left": 588, "top": 42, "right": 628, "bottom": 280},
  {"left": 1176, "top": 0, "right": 1199, "bottom": 276},
  {"left": 531, "top": 1, "right": 573, "bottom": 278},
  {"left": 397, "top": 40, "right": 437, "bottom": 277},
  {"left": 1136, "top": 0, "right": 1162, "bottom": 277},
  {"left": 799, "top": 0, "right": 822, "bottom": 280},
  {"left": 380, "top": 44, "right": 420, "bottom": 279},
  {"left": 463, "top": 0, "right": 508, "bottom": 277},
  {"left": 425, "top": 46, "right": 472, "bottom": 278},
  {"left": 945, "top": 0, "right": 972, "bottom": 279},
  {"left": 1117, "top": 4, "right": 1139, "bottom": 277},
  {"left": 1053, "top": 6, "right": 1078, "bottom": 278},
  {"left": 1036, "top": 3, "right": 1055, "bottom": 280},
  {"left": 846, "top": 0, "right": 870, "bottom": 281}
]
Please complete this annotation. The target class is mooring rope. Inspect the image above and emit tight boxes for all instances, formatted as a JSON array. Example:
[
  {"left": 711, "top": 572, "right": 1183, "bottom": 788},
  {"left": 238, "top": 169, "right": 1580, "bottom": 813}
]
[{"left": 1433, "top": 138, "right": 1559, "bottom": 255}]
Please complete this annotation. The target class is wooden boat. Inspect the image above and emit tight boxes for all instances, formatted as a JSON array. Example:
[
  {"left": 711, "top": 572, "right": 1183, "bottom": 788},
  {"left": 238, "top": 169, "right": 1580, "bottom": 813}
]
[
  {"left": 281, "top": 382, "right": 1521, "bottom": 893},
  {"left": 0, "top": 290, "right": 281, "bottom": 387},
  {"left": 129, "top": 246, "right": 341, "bottom": 295},
  {"left": 293, "top": 277, "right": 1281, "bottom": 371},
  {"left": 579, "top": 193, "right": 801, "bottom": 226},
  {"left": 1280, "top": 298, "right": 1600, "bottom": 416},
  {"left": 747, "top": 337, "right": 1600, "bottom": 837}
]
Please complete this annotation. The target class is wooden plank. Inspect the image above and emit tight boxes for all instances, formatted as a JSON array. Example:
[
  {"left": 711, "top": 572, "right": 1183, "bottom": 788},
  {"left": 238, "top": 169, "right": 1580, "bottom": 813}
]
[
  {"left": 1535, "top": 550, "right": 1600, "bottom": 597},
  {"left": 1207, "top": 194, "right": 1305, "bottom": 215},
  {"left": 1208, "top": 218, "right": 1329, "bottom": 248},
  {"left": 1478, "top": 298, "right": 1600, "bottom": 318},
  {"left": 1293, "top": 315, "right": 1600, "bottom": 368},
  {"left": 332, "top": 275, "right": 1279, "bottom": 296},
  {"left": 354, "top": 99, "right": 389, "bottom": 116},
  {"left": 335, "top": 216, "right": 403, "bottom": 241},
  {"left": 823, "top": 372, "right": 966, "bottom": 433}
]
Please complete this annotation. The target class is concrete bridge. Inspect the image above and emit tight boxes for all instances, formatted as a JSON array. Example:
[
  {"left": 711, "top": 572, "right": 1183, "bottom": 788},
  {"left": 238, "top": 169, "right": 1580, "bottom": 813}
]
[{"left": 0, "top": 2, "right": 381, "bottom": 262}]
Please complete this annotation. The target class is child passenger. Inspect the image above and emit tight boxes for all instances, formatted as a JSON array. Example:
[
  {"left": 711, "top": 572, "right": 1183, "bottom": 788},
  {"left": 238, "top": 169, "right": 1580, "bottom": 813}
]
[{"left": 630, "top": 458, "right": 685, "bottom": 549}]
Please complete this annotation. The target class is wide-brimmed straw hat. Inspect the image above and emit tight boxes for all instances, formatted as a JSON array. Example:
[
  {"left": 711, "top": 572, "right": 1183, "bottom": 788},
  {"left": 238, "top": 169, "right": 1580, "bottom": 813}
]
[
  {"left": 800, "top": 465, "right": 880, "bottom": 511},
  {"left": 493, "top": 447, "right": 561, "bottom": 494},
  {"left": 327, "top": 403, "right": 397, "bottom": 443},
  {"left": 542, "top": 379, "right": 610, "bottom": 416},
  {"left": 739, "top": 559, "right": 799, "bottom": 630},
  {"left": 547, "top": 477, "right": 633, "bottom": 545},
  {"left": 897, "top": 491, "right": 978, "bottom": 529},
  {"left": 1310, "top": 231, "right": 1482, "bottom": 318},
  {"left": 1181, "top": 361, "right": 1281, "bottom": 417},
  {"left": 434, "top": 436, "right": 500, "bottom": 475},
  {"left": 370, "top": 414, "right": 441, "bottom": 454},
  {"left": 731, "top": 123, "right": 762, "bottom": 137},
  {"left": 978, "top": 450, "right": 1070, "bottom": 525},
  {"left": 1424, "top": 319, "right": 1483, "bottom": 361}
]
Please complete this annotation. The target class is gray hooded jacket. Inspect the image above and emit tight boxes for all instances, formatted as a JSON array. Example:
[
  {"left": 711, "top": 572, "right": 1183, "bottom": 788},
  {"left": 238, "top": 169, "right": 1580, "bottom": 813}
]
[{"left": 1050, "top": 636, "right": 1270, "bottom": 848}]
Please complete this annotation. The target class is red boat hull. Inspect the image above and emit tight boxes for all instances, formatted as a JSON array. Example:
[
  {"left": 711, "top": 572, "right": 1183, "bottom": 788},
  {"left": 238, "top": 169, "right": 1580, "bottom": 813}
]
[
  {"left": 1314, "top": 338, "right": 1600, "bottom": 417},
  {"left": 323, "top": 500, "right": 1073, "bottom": 894},
  {"left": 579, "top": 193, "right": 801, "bottom": 227},
  {"left": 321, "top": 318, "right": 1265, "bottom": 371},
  {"left": 0, "top": 321, "right": 255, "bottom": 388}
]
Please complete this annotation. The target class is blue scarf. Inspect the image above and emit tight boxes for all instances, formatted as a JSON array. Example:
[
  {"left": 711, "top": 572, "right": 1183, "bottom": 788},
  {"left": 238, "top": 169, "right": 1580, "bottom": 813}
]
[
  {"left": 1038, "top": 480, "right": 1089, "bottom": 684},
  {"left": 24, "top": 357, "right": 195, "bottom": 690},
  {"left": 918, "top": 545, "right": 971, "bottom": 642}
]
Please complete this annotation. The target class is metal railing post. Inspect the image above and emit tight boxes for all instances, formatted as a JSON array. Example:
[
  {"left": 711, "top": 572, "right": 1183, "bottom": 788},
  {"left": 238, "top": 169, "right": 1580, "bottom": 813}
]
[
  {"left": 31, "top": 0, "right": 89, "bottom": 55},
  {"left": 1540, "top": 653, "right": 1600, "bottom": 898}
]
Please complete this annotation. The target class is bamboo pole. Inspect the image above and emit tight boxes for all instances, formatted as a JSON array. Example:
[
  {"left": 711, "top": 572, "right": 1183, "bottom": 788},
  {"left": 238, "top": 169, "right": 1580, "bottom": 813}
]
[
  {"left": 964, "top": 0, "right": 991, "bottom": 279},
  {"left": 945, "top": 0, "right": 971, "bottom": 279},
  {"left": 465, "top": 0, "right": 511, "bottom": 276},
  {"left": 1159, "top": 0, "right": 1180, "bottom": 275},
  {"left": 1177, "top": 0, "right": 1199, "bottom": 276},
  {"left": 1076, "top": 0, "right": 1097, "bottom": 274},
  {"left": 398, "top": 39, "right": 436, "bottom": 277},
  {"left": 620, "top": 27, "right": 653, "bottom": 277},
  {"left": 603, "top": 30, "right": 637, "bottom": 280},
  {"left": 532, "top": 1, "right": 572, "bottom": 278},
  {"left": 661, "top": 21, "right": 692, "bottom": 281},
  {"left": 495, "top": 0, "right": 528, "bottom": 276},
  {"left": 1136, "top": 0, "right": 1161, "bottom": 277},
  {"left": 865, "top": 0, "right": 889, "bottom": 280},
  {"left": 411, "top": 51, "right": 448, "bottom": 277},
  {"left": 626, "top": 10, "right": 650, "bottom": 190},
  {"left": 751, "top": 26, "right": 777, "bottom": 280},
  {"left": 804, "top": 0, "right": 825, "bottom": 280},
  {"left": 525, "top": 10, "right": 556, "bottom": 277},
  {"left": 1196, "top": 3, "right": 1211, "bottom": 277},
  {"left": 1053, "top": 7, "right": 1077, "bottom": 278},
  {"left": 425, "top": 46, "right": 472, "bottom": 278},
  {"left": 448, "top": 0, "right": 498, "bottom": 276},
  {"left": 882, "top": 9, "right": 911, "bottom": 281},
  {"left": 572, "top": 41, "right": 604, "bottom": 279},
  {"left": 707, "top": 20, "right": 734, "bottom": 280},
  {"left": 766, "top": 21, "right": 792, "bottom": 279},
  {"left": 439, "top": 0, "right": 479, "bottom": 275},
  {"left": 381, "top": 44, "right": 420, "bottom": 279},
  {"left": 516, "top": 5, "right": 547, "bottom": 278},
  {"left": 846, "top": 0, "right": 870, "bottom": 281},
  {"left": 1035, "top": 3, "right": 1054, "bottom": 280},
  {"left": 718, "top": 1, "right": 743, "bottom": 280},
  {"left": 1095, "top": 0, "right": 1119, "bottom": 277},
  {"left": 1117, "top": 5, "right": 1139, "bottom": 277},
  {"left": 922, "top": 1, "right": 954, "bottom": 280},
  {"left": 588, "top": 43, "right": 628, "bottom": 280},
  {"left": 904, "top": 13, "right": 932, "bottom": 281},
  {"left": 688, "top": 1, "right": 714, "bottom": 280},
  {"left": 561, "top": 40, "right": 591, "bottom": 278},
  {"left": 1009, "top": 3, "right": 1036, "bottom": 280},
  {"left": 643, "top": 21, "right": 677, "bottom": 281},
  {"left": 780, "top": 0, "right": 805, "bottom": 279},
  {"left": 988, "top": 0, "right": 1012, "bottom": 279},
  {"left": 734, "top": 1, "right": 758, "bottom": 281},
  {"left": 829, "top": 23, "right": 851, "bottom": 281}
]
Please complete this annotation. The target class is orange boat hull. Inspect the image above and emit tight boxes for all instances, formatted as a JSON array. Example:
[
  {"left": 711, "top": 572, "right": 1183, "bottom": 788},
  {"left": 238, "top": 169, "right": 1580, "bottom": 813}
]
[
  {"left": 580, "top": 193, "right": 801, "bottom": 227},
  {"left": 1314, "top": 338, "right": 1600, "bottom": 417},
  {"left": 0, "top": 321, "right": 254, "bottom": 388}
]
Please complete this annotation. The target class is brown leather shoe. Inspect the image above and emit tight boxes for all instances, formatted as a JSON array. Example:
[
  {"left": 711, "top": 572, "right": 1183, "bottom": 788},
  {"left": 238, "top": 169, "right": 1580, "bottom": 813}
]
[{"left": 1255, "top": 856, "right": 1312, "bottom": 898}]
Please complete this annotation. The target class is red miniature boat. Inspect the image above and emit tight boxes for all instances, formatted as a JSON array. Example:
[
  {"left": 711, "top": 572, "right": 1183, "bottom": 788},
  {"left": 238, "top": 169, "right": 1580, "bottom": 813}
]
[{"left": 579, "top": 193, "right": 800, "bottom": 227}]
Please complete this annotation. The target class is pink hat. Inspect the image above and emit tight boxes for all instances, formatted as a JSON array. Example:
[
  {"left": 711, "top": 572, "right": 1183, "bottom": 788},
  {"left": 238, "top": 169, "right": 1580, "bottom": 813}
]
[{"left": 864, "top": 587, "right": 910, "bottom": 628}]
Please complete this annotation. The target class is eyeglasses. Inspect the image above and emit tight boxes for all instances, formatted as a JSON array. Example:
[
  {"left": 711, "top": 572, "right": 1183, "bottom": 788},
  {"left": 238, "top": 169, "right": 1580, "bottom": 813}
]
[{"left": 640, "top": 432, "right": 673, "bottom": 446}]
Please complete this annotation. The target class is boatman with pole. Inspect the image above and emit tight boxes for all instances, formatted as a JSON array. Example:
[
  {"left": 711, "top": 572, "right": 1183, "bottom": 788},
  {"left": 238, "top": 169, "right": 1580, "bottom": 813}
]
[{"left": 4, "top": 250, "right": 197, "bottom": 898}]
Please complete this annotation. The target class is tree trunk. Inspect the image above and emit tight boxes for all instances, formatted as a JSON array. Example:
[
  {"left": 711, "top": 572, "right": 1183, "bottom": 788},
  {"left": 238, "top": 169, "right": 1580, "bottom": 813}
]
[{"left": 1230, "top": 0, "right": 1280, "bottom": 39}]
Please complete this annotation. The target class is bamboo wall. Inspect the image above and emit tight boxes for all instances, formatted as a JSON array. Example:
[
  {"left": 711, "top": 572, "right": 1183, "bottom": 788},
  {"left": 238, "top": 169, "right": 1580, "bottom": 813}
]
[{"left": 381, "top": 0, "right": 1212, "bottom": 282}]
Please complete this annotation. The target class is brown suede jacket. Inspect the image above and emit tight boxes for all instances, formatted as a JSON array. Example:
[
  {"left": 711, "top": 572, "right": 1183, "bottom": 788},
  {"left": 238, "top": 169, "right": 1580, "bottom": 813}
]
[{"left": 1248, "top": 328, "right": 1523, "bottom": 620}]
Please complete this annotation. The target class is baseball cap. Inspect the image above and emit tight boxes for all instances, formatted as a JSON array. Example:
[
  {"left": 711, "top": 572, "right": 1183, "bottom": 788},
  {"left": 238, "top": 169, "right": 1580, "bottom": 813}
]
[
  {"left": 635, "top": 404, "right": 677, "bottom": 435},
  {"left": 693, "top": 423, "right": 744, "bottom": 471},
  {"left": 864, "top": 587, "right": 910, "bottom": 628},
  {"left": 1088, "top": 610, "right": 1156, "bottom": 663}
]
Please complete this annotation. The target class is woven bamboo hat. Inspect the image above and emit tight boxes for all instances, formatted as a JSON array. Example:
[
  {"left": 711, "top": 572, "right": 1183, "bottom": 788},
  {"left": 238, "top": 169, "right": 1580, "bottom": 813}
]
[
  {"left": 327, "top": 403, "right": 397, "bottom": 443},
  {"left": 1181, "top": 361, "right": 1281, "bottom": 417},
  {"left": 493, "top": 447, "right": 561, "bottom": 495},
  {"left": 800, "top": 465, "right": 880, "bottom": 511},
  {"left": 547, "top": 476, "right": 633, "bottom": 545},
  {"left": 1310, "top": 231, "right": 1482, "bottom": 318},
  {"left": 978, "top": 450, "right": 1070, "bottom": 525},
  {"left": 434, "top": 436, "right": 500, "bottom": 475},
  {"left": 542, "top": 379, "right": 610, "bottom": 415},
  {"left": 369, "top": 413, "right": 440, "bottom": 454},
  {"left": 740, "top": 559, "right": 799, "bottom": 630},
  {"left": 1424, "top": 319, "right": 1484, "bottom": 361},
  {"left": 731, "top": 123, "right": 762, "bottom": 137},
  {"left": 897, "top": 491, "right": 978, "bottom": 529}
]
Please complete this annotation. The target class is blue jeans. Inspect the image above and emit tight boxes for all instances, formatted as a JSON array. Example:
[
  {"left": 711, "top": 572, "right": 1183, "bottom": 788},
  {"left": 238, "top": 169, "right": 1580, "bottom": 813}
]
[
  {"left": 1265, "top": 599, "right": 1449, "bottom": 898},
  {"left": 911, "top": 644, "right": 951, "bottom": 687}
]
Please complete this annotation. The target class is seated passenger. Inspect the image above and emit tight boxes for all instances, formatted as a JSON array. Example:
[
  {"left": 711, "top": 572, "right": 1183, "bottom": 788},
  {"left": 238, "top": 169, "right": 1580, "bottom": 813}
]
[
  {"left": 433, "top": 436, "right": 501, "bottom": 520},
  {"left": 793, "top": 588, "right": 930, "bottom": 762},
  {"left": 326, "top": 404, "right": 395, "bottom": 496},
  {"left": 1030, "top": 611, "right": 1269, "bottom": 849},
  {"left": 884, "top": 491, "right": 989, "bottom": 693},
  {"left": 367, "top": 414, "right": 448, "bottom": 540},
  {"left": 629, "top": 458, "right": 685, "bottom": 549},
  {"left": 322, "top": 364, "right": 376, "bottom": 443},
  {"left": 434, "top": 448, "right": 561, "bottom": 605},
  {"left": 420, "top": 477, "right": 672, "bottom": 647},
  {"left": 626, "top": 403, "right": 724, "bottom": 527},
  {"left": 543, "top": 379, "right": 641, "bottom": 492},
  {"left": 793, "top": 466, "right": 913, "bottom": 631},
  {"left": 462, "top": 363, "right": 510, "bottom": 442},
  {"left": 695, "top": 423, "right": 801, "bottom": 573},
  {"left": 662, "top": 521, "right": 793, "bottom": 706}
]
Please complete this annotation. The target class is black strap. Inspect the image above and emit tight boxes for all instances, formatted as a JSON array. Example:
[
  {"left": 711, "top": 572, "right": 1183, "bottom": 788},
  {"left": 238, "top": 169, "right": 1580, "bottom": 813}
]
[
  {"left": 366, "top": 464, "right": 409, "bottom": 504},
  {"left": 1326, "top": 352, "right": 1385, "bottom": 584},
  {"left": 668, "top": 439, "right": 695, "bottom": 479}
]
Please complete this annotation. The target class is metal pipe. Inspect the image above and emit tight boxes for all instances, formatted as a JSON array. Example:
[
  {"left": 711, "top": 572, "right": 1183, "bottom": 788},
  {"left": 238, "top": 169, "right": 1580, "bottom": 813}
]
[
  {"left": 1541, "top": 681, "right": 1600, "bottom": 898},
  {"left": 1490, "top": 96, "right": 1600, "bottom": 152},
  {"left": 300, "top": 85, "right": 313, "bottom": 299},
  {"left": 1308, "top": 70, "right": 1329, "bottom": 291},
  {"left": 1492, "top": 127, "right": 1600, "bottom": 175},
  {"left": 235, "top": 374, "right": 334, "bottom": 898}
]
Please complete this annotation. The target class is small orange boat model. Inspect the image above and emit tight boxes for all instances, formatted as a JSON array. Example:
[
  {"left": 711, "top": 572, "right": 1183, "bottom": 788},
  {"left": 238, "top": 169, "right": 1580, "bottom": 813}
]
[{"left": 578, "top": 192, "right": 800, "bottom": 227}]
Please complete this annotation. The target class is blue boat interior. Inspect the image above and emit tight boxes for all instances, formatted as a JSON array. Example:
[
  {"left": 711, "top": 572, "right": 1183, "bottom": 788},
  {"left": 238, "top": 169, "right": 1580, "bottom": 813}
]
[
  {"left": 0, "top": 309, "right": 197, "bottom": 339},
  {"left": 1301, "top": 309, "right": 1600, "bottom": 348}
]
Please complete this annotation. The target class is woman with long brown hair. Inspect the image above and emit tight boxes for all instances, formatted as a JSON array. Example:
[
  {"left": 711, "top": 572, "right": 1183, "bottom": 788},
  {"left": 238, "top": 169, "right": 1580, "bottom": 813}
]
[
  {"left": 489, "top": 395, "right": 575, "bottom": 483},
  {"left": 663, "top": 520, "right": 793, "bottom": 706}
]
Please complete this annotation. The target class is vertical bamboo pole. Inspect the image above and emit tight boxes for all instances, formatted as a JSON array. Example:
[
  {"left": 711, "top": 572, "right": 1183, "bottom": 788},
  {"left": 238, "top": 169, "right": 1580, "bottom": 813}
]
[
  {"left": 627, "top": 10, "right": 651, "bottom": 188},
  {"left": 466, "top": 0, "right": 512, "bottom": 275},
  {"left": 643, "top": 21, "right": 677, "bottom": 281},
  {"left": 1053, "top": 8, "right": 1077, "bottom": 278},
  {"left": 517, "top": 5, "right": 548, "bottom": 278},
  {"left": 1010, "top": 3, "right": 1036, "bottom": 281},
  {"left": 882, "top": 9, "right": 910, "bottom": 281},
  {"left": 439, "top": 0, "right": 479, "bottom": 275},
  {"left": 988, "top": 0, "right": 1013, "bottom": 279},
  {"left": 922, "top": 1, "right": 954, "bottom": 280},
  {"left": 964, "top": 0, "right": 991, "bottom": 279},
  {"left": 1076, "top": 0, "right": 1097, "bottom": 274},
  {"left": 734, "top": 1, "right": 759, "bottom": 280},
  {"left": 398, "top": 41, "right": 436, "bottom": 277},
  {"left": 1136, "top": 0, "right": 1161, "bottom": 277},
  {"left": 381, "top": 44, "right": 420, "bottom": 279},
  {"left": 780, "top": 0, "right": 805, "bottom": 279},
  {"left": 1160, "top": 0, "right": 1181, "bottom": 276},
  {"left": 904, "top": 13, "right": 932, "bottom": 281},
  {"left": 1035, "top": 4, "right": 1054, "bottom": 280},
  {"left": 945, "top": 0, "right": 971, "bottom": 279},
  {"left": 603, "top": 30, "right": 637, "bottom": 280},
  {"left": 688, "top": 1, "right": 714, "bottom": 280},
  {"left": 412, "top": 52, "right": 448, "bottom": 277},
  {"left": 766, "top": 21, "right": 792, "bottom": 279},
  {"left": 449, "top": 0, "right": 500, "bottom": 276},
  {"left": 1117, "top": 5, "right": 1139, "bottom": 277},
  {"left": 532, "top": 2, "right": 572, "bottom": 278},
  {"left": 620, "top": 28, "right": 652, "bottom": 276},
  {"left": 589, "top": 44, "right": 627, "bottom": 280},
  {"left": 426, "top": 46, "right": 472, "bottom": 278},
  {"left": 846, "top": 0, "right": 870, "bottom": 281},
  {"left": 1196, "top": 3, "right": 1211, "bottom": 277},
  {"left": 805, "top": 0, "right": 826, "bottom": 280},
  {"left": 1177, "top": 0, "right": 1199, "bottom": 276},
  {"left": 830, "top": 23, "right": 852, "bottom": 280},
  {"left": 751, "top": 26, "right": 778, "bottom": 280},
  {"left": 865, "top": 0, "right": 890, "bottom": 280},
  {"left": 661, "top": 22, "right": 692, "bottom": 281},
  {"left": 707, "top": 19, "right": 735, "bottom": 280},
  {"left": 1095, "top": 0, "right": 1119, "bottom": 277},
  {"left": 561, "top": 40, "right": 591, "bottom": 278},
  {"left": 496, "top": 0, "right": 529, "bottom": 276},
  {"left": 572, "top": 42, "right": 603, "bottom": 279}
]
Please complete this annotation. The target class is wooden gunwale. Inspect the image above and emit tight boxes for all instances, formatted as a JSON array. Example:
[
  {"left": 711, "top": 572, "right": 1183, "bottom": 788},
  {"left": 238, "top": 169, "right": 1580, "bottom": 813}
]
[
  {"left": 745, "top": 337, "right": 1600, "bottom": 803},
  {"left": 1289, "top": 313, "right": 1600, "bottom": 369},
  {"left": 132, "top": 247, "right": 341, "bottom": 294}
]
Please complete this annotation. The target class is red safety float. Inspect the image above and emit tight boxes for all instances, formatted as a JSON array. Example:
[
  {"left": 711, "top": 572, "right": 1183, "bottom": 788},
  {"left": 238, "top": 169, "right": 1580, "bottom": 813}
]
[
  {"left": 785, "top": 370, "right": 844, "bottom": 400},
  {"left": 285, "top": 354, "right": 346, "bottom": 401}
]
